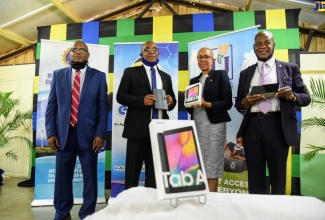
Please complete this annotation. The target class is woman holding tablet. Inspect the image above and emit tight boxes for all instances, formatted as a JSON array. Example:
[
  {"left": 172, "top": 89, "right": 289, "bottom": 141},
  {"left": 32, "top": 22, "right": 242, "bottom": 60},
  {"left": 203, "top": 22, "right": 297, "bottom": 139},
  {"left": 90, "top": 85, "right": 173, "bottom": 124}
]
[{"left": 186, "top": 47, "right": 233, "bottom": 192}]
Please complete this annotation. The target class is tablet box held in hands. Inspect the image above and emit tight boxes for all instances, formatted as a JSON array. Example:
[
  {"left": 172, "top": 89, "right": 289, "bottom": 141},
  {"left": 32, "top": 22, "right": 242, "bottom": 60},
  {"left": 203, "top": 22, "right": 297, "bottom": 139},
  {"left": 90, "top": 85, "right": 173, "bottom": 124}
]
[{"left": 184, "top": 83, "right": 202, "bottom": 107}]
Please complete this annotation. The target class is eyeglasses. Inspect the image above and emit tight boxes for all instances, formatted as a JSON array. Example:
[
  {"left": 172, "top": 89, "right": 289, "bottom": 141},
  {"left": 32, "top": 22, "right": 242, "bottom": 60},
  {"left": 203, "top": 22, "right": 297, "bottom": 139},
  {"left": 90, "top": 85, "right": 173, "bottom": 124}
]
[
  {"left": 70, "top": 48, "right": 89, "bottom": 53},
  {"left": 142, "top": 47, "right": 159, "bottom": 53},
  {"left": 197, "top": 55, "right": 213, "bottom": 61},
  {"left": 254, "top": 41, "right": 272, "bottom": 48}
]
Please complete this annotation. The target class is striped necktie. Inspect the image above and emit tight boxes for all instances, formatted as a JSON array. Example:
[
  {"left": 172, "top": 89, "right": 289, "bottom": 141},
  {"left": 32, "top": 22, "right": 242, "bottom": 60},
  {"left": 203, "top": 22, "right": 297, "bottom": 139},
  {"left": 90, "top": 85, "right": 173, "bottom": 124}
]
[{"left": 70, "top": 69, "right": 80, "bottom": 126}]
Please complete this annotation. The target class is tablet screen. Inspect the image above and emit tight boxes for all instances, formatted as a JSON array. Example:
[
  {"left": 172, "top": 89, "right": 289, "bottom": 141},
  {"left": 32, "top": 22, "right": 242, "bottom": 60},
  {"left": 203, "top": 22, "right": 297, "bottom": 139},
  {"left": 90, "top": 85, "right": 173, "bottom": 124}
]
[
  {"left": 185, "top": 84, "right": 200, "bottom": 103},
  {"left": 157, "top": 126, "right": 206, "bottom": 193}
]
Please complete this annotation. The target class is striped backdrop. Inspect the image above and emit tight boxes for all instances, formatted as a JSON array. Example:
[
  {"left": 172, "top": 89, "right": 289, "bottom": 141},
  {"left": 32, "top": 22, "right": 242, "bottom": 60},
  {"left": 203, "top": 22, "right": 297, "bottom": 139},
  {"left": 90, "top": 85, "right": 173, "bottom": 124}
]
[{"left": 33, "top": 9, "right": 302, "bottom": 194}]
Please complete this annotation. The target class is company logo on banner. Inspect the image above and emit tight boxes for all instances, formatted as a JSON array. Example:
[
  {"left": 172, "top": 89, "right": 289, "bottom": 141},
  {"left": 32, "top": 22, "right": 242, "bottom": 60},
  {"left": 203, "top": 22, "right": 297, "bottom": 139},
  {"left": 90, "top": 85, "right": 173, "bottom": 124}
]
[
  {"left": 61, "top": 48, "right": 72, "bottom": 66},
  {"left": 188, "top": 26, "right": 258, "bottom": 193},
  {"left": 213, "top": 44, "right": 234, "bottom": 80},
  {"left": 32, "top": 40, "right": 109, "bottom": 206},
  {"left": 117, "top": 104, "right": 128, "bottom": 116},
  {"left": 314, "top": 1, "right": 325, "bottom": 11},
  {"left": 111, "top": 42, "right": 179, "bottom": 197}
]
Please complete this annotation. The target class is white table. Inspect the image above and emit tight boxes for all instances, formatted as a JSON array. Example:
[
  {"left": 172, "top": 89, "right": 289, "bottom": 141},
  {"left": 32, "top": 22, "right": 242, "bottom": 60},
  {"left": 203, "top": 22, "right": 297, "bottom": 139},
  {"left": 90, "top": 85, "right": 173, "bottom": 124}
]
[{"left": 85, "top": 187, "right": 325, "bottom": 220}]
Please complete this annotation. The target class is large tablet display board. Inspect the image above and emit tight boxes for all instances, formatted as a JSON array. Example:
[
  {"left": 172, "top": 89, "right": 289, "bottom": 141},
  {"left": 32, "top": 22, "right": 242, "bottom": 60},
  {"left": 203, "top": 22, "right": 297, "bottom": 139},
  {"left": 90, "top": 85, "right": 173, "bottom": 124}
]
[{"left": 150, "top": 120, "right": 208, "bottom": 200}]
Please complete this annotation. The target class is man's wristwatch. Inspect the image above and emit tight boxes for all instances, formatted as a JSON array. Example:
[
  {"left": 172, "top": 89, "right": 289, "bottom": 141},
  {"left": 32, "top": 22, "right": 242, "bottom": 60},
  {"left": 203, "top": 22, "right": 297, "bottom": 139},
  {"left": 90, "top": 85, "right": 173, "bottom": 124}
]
[{"left": 292, "top": 95, "right": 297, "bottom": 102}]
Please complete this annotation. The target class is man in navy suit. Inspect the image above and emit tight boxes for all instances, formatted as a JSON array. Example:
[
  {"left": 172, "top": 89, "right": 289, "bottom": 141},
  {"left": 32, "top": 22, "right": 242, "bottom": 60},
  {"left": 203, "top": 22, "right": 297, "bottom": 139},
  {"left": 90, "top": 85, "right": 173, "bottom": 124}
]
[
  {"left": 235, "top": 31, "right": 310, "bottom": 195},
  {"left": 116, "top": 41, "right": 177, "bottom": 190},
  {"left": 46, "top": 40, "right": 108, "bottom": 220}
]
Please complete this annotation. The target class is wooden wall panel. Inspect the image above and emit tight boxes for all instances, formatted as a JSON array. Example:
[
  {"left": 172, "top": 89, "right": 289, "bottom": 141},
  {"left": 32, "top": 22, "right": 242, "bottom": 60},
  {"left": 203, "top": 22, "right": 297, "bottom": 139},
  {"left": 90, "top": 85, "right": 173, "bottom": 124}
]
[
  {"left": 300, "top": 33, "right": 305, "bottom": 49},
  {"left": 178, "top": 5, "right": 187, "bottom": 14},
  {"left": 317, "top": 36, "right": 325, "bottom": 51},
  {"left": 0, "top": 48, "right": 35, "bottom": 65},
  {"left": 189, "top": 7, "right": 200, "bottom": 14},
  {"left": 309, "top": 37, "right": 317, "bottom": 52}
]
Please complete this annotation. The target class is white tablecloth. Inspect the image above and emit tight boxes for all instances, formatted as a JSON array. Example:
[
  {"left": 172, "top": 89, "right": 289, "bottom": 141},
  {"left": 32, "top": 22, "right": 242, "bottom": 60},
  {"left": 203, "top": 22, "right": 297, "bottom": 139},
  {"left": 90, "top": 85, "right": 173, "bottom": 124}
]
[{"left": 85, "top": 187, "right": 325, "bottom": 220}]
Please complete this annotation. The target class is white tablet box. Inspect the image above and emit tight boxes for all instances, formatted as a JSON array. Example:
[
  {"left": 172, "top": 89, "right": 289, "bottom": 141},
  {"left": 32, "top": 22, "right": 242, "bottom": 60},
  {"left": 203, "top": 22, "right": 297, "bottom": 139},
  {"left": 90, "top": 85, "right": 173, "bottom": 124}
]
[
  {"left": 184, "top": 82, "right": 202, "bottom": 107},
  {"left": 149, "top": 119, "right": 209, "bottom": 201}
]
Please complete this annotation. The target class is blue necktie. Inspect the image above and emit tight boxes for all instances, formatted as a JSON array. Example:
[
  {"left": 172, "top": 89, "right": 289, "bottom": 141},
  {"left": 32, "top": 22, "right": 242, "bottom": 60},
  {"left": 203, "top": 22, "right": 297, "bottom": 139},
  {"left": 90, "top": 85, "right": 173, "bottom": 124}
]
[{"left": 151, "top": 67, "right": 158, "bottom": 119}]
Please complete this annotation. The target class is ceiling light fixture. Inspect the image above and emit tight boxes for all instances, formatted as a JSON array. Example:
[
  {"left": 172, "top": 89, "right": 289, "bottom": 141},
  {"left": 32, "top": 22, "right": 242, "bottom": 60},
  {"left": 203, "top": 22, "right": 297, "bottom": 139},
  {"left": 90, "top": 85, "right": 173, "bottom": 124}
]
[
  {"left": 0, "top": 3, "right": 53, "bottom": 28},
  {"left": 121, "top": 11, "right": 142, "bottom": 19},
  {"left": 279, "top": 0, "right": 314, "bottom": 7},
  {"left": 150, "top": 7, "right": 162, "bottom": 11}
]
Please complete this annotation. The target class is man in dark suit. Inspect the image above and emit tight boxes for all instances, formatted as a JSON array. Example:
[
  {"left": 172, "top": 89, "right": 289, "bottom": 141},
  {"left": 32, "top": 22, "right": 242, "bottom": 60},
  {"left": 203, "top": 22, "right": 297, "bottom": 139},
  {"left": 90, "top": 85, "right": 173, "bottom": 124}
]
[
  {"left": 116, "top": 41, "right": 177, "bottom": 189},
  {"left": 235, "top": 31, "right": 310, "bottom": 195},
  {"left": 46, "top": 40, "right": 108, "bottom": 220}
]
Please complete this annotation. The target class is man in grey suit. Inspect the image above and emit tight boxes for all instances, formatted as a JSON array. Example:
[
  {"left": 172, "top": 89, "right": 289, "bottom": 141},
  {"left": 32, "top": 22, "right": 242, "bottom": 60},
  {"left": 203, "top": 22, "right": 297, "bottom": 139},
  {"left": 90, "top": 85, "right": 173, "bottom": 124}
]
[
  {"left": 235, "top": 31, "right": 310, "bottom": 195},
  {"left": 117, "top": 41, "right": 177, "bottom": 190},
  {"left": 46, "top": 40, "right": 108, "bottom": 220}
]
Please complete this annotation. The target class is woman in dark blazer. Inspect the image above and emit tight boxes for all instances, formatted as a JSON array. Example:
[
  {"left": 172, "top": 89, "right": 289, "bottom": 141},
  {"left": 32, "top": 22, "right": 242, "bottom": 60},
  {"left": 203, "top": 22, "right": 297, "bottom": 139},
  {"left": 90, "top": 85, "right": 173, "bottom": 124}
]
[{"left": 186, "top": 47, "right": 233, "bottom": 192}]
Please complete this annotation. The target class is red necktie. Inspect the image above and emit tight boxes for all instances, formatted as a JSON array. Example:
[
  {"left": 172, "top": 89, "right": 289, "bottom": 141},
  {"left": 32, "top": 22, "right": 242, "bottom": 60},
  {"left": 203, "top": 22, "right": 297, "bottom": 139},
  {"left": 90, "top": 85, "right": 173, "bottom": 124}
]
[{"left": 70, "top": 69, "right": 80, "bottom": 126}]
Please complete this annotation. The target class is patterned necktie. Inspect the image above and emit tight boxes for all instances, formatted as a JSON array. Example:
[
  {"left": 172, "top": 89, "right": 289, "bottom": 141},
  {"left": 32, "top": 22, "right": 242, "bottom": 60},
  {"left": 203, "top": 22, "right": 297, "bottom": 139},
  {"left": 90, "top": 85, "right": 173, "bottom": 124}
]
[
  {"left": 70, "top": 69, "right": 80, "bottom": 126},
  {"left": 258, "top": 63, "right": 272, "bottom": 114},
  {"left": 151, "top": 67, "right": 158, "bottom": 119}
]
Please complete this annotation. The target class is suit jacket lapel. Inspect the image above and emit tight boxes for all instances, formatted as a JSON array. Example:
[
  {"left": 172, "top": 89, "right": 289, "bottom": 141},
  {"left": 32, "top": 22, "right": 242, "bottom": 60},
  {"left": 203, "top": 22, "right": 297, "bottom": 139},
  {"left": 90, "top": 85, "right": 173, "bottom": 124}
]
[
  {"left": 275, "top": 59, "right": 287, "bottom": 109},
  {"left": 158, "top": 69, "right": 167, "bottom": 90},
  {"left": 140, "top": 65, "right": 151, "bottom": 90},
  {"left": 80, "top": 66, "right": 92, "bottom": 101},
  {"left": 192, "top": 74, "right": 201, "bottom": 84},
  {"left": 245, "top": 64, "right": 256, "bottom": 92},
  {"left": 275, "top": 60, "right": 286, "bottom": 87},
  {"left": 65, "top": 68, "right": 72, "bottom": 104}
]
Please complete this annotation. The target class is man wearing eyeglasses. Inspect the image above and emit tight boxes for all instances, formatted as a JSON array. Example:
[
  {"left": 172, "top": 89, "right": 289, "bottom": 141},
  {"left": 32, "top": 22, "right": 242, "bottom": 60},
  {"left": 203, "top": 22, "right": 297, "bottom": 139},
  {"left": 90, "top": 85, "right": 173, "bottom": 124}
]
[
  {"left": 235, "top": 31, "right": 310, "bottom": 195},
  {"left": 117, "top": 41, "right": 177, "bottom": 189},
  {"left": 46, "top": 40, "right": 109, "bottom": 220}
]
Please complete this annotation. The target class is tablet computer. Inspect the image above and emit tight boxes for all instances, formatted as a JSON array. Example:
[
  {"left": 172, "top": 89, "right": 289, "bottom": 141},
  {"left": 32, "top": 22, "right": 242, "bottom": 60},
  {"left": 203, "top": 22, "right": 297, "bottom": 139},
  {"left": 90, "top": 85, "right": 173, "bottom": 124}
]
[
  {"left": 153, "top": 89, "right": 168, "bottom": 110},
  {"left": 157, "top": 126, "right": 206, "bottom": 193},
  {"left": 184, "top": 83, "right": 202, "bottom": 107},
  {"left": 250, "top": 83, "right": 279, "bottom": 97}
]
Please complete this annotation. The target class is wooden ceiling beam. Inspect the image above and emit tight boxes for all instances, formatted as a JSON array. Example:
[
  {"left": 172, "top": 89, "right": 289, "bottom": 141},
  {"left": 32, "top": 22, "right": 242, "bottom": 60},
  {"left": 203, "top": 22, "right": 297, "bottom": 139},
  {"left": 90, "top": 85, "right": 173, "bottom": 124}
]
[
  {"left": 165, "top": 0, "right": 233, "bottom": 12},
  {"left": 137, "top": 0, "right": 157, "bottom": 18},
  {"left": 0, "top": 28, "right": 33, "bottom": 46},
  {"left": 245, "top": 0, "right": 253, "bottom": 11},
  {"left": 161, "top": 0, "right": 178, "bottom": 15},
  {"left": 92, "top": 1, "right": 149, "bottom": 21},
  {"left": 49, "top": 0, "right": 82, "bottom": 22}
]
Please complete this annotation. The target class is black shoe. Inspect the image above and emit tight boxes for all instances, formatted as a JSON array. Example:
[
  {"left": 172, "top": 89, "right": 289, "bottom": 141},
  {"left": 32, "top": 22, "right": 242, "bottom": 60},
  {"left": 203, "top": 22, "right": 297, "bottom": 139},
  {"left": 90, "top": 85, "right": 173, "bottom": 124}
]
[
  {"left": 17, "top": 179, "right": 34, "bottom": 187},
  {"left": 53, "top": 214, "right": 71, "bottom": 220},
  {"left": 17, "top": 166, "right": 35, "bottom": 187}
]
